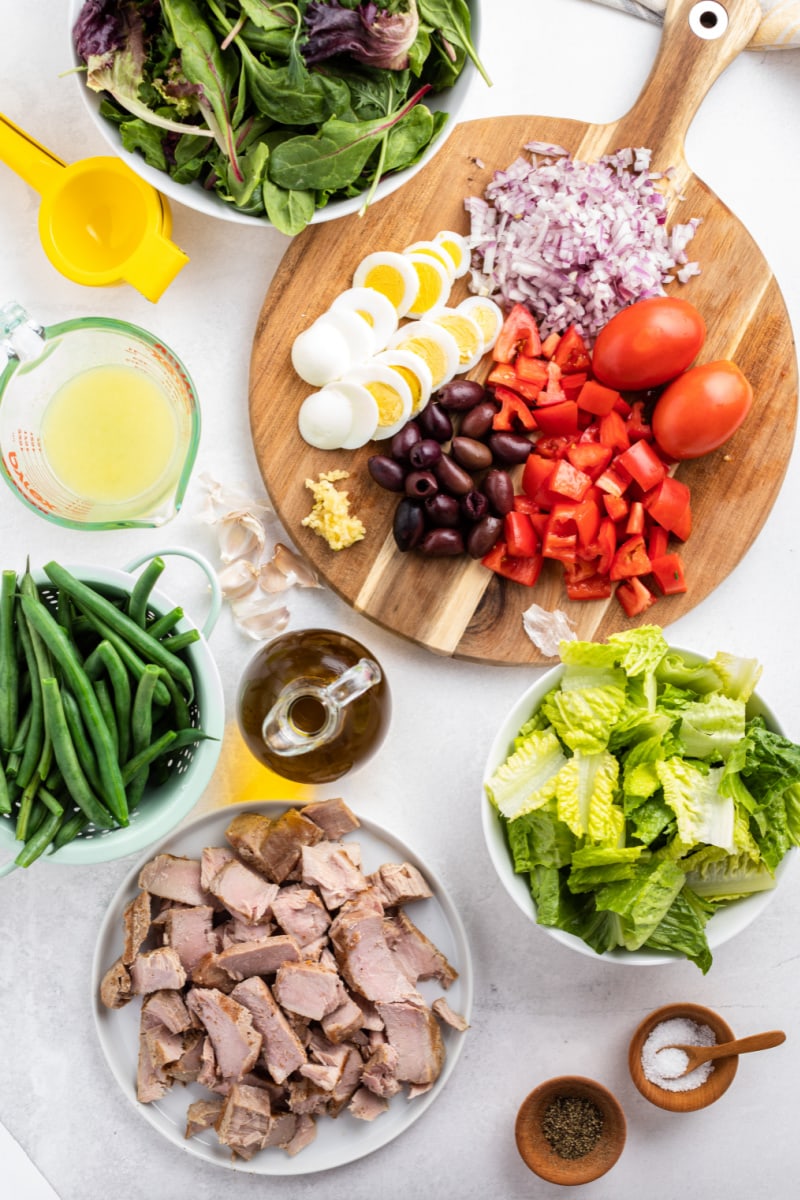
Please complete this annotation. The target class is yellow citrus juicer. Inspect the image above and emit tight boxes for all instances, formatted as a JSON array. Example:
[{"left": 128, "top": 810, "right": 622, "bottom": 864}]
[{"left": 0, "top": 111, "right": 188, "bottom": 302}]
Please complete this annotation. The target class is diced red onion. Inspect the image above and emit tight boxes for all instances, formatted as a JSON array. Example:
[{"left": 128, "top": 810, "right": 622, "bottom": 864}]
[{"left": 465, "top": 144, "right": 701, "bottom": 342}]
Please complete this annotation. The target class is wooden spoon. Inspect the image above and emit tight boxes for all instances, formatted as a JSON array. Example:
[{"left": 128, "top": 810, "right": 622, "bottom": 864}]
[{"left": 660, "top": 1029, "right": 786, "bottom": 1078}]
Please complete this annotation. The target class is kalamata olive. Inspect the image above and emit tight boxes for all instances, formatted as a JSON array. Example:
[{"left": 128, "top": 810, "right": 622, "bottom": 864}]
[
  {"left": 393, "top": 498, "right": 425, "bottom": 552},
  {"left": 460, "top": 400, "right": 499, "bottom": 439},
  {"left": 419, "top": 528, "right": 465, "bottom": 557},
  {"left": 488, "top": 432, "right": 534, "bottom": 465},
  {"left": 482, "top": 468, "right": 515, "bottom": 516},
  {"left": 367, "top": 454, "right": 406, "bottom": 492},
  {"left": 417, "top": 401, "right": 453, "bottom": 443},
  {"left": 466, "top": 515, "right": 504, "bottom": 559},
  {"left": 460, "top": 490, "right": 489, "bottom": 522},
  {"left": 433, "top": 454, "right": 474, "bottom": 496},
  {"left": 390, "top": 421, "right": 422, "bottom": 462},
  {"left": 451, "top": 436, "right": 493, "bottom": 472},
  {"left": 424, "top": 493, "right": 461, "bottom": 528},
  {"left": 436, "top": 379, "right": 487, "bottom": 411},
  {"left": 405, "top": 470, "right": 438, "bottom": 498},
  {"left": 408, "top": 438, "right": 443, "bottom": 469}
]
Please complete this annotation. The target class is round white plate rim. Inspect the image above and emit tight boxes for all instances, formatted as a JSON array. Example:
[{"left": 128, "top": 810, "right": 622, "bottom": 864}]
[
  {"left": 92, "top": 799, "right": 474, "bottom": 1175},
  {"left": 481, "top": 654, "right": 794, "bottom": 967}
]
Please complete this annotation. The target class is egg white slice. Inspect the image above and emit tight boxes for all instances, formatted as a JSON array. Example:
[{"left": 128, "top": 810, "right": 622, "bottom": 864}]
[
  {"left": 334, "top": 380, "right": 382, "bottom": 449},
  {"left": 434, "top": 230, "right": 470, "bottom": 279},
  {"left": 330, "top": 287, "right": 398, "bottom": 353},
  {"left": 403, "top": 240, "right": 457, "bottom": 284},
  {"left": 403, "top": 252, "right": 452, "bottom": 319},
  {"left": 297, "top": 387, "right": 355, "bottom": 450},
  {"left": 291, "top": 320, "right": 352, "bottom": 387},
  {"left": 352, "top": 251, "right": 419, "bottom": 317},
  {"left": 456, "top": 296, "right": 504, "bottom": 354},
  {"left": 431, "top": 307, "right": 485, "bottom": 371},
  {"left": 317, "top": 309, "right": 374, "bottom": 367},
  {"left": 387, "top": 321, "right": 460, "bottom": 390},
  {"left": 342, "top": 363, "right": 413, "bottom": 441},
  {"left": 374, "top": 348, "right": 433, "bottom": 415}
]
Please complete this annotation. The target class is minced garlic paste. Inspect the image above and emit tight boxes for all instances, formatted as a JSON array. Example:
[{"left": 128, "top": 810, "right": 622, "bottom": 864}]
[{"left": 302, "top": 470, "right": 365, "bottom": 550}]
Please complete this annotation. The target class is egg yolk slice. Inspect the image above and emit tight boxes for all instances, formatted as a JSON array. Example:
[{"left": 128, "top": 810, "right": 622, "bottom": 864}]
[
  {"left": 456, "top": 296, "right": 505, "bottom": 354},
  {"left": 353, "top": 252, "right": 418, "bottom": 317},
  {"left": 343, "top": 364, "right": 413, "bottom": 439},
  {"left": 433, "top": 309, "right": 484, "bottom": 371},
  {"left": 375, "top": 349, "right": 433, "bottom": 415},
  {"left": 403, "top": 240, "right": 456, "bottom": 283},
  {"left": 404, "top": 253, "right": 452, "bottom": 318},
  {"left": 388, "top": 321, "right": 459, "bottom": 390},
  {"left": 434, "top": 230, "right": 470, "bottom": 279}
]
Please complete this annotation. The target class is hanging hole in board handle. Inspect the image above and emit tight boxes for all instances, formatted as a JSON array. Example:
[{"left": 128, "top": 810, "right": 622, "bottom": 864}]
[{"left": 689, "top": 1, "right": 729, "bottom": 39}]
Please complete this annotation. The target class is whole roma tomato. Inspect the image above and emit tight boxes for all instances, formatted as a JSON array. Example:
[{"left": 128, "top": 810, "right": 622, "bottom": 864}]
[
  {"left": 652, "top": 361, "right": 753, "bottom": 459},
  {"left": 592, "top": 297, "right": 706, "bottom": 391}
]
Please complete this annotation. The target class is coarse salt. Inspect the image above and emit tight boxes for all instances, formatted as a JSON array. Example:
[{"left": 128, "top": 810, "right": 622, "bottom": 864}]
[{"left": 641, "top": 1016, "right": 716, "bottom": 1092}]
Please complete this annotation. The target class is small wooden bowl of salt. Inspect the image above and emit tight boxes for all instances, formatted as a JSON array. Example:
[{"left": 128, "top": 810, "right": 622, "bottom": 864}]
[{"left": 628, "top": 1003, "right": 738, "bottom": 1112}]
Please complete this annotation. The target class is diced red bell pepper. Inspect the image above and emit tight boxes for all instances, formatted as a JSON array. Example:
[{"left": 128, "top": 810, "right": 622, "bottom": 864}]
[
  {"left": 609, "top": 535, "right": 652, "bottom": 581},
  {"left": 541, "top": 506, "right": 579, "bottom": 562},
  {"left": 627, "top": 400, "right": 652, "bottom": 441},
  {"left": 616, "top": 576, "right": 657, "bottom": 617},
  {"left": 514, "top": 355, "right": 549, "bottom": 386},
  {"left": 492, "top": 303, "right": 542, "bottom": 363},
  {"left": 603, "top": 493, "right": 629, "bottom": 521},
  {"left": 540, "top": 331, "right": 560, "bottom": 359},
  {"left": 567, "top": 441, "right": 613, "bottom": 479},
  {"left": 540, "top": 361, "right": 566, "bottom": 406},
  {"left": 577, "top": 379, "right": 620, "bottom": 417},
  {"left": 533, "top": 400, "right": 578, "bottom": 437},
  {"left": 613, "top": 395, "right": 633, "bottom": 418},
  {"left": 504, "top": 511, "right": 538, "bottom": 559},
  {"left": 584, "top": 517, "right": 617, "bottom": 574},
  {"left": 553, "top": 325, "right": 592, "bottom": 374},
  {"left": 572, "top": 498, "right": 601, "bottom": 548},
  {"left": 566, "top": 572, "right": 613, "bottom": 601},
  {"left": 492, "top": 385, "right": 537, "bottom": 432},
  {"left": 548, "top": 459, "right": 593, "bottom": 502},
  {"left": 644, "top": 476, "right": 691, "bottom": 532},
  {"left": 535, "top": 436, "right": 572, "bottom": 460},
  {"left": 670, "top": 499, "right": 692, "bottom": 542},
  {"left": 599, "top": 409, "right": 631, "bottom": 452},
  {"left": 647, "top": 525, "right": 669, "bottom": 560},
  {"left": 487, "top": 363, "right": 543, "bottom": 404},
  {"left": 615, "top": 439, "right": 667, "bottom": 492},
  {"left": 625, "top": 500, "right": 645, "bottom": 537},
  {"left": 482, "top": 541, "right": 543, "bottom": 586},
  {"left": 561, "top": 371, "right": 588, "bottom": 401},
  {"left": 650, "top": 551, "right": 688, "bottom": 595},
  {"left": 512, "top": 493, "right": 539, "bottom": 516},
  {"left": 595, "top": 466, "right": 629, "bottom": 498},
  {"left": 521, "top": 454, "right": 555, "bottom": 499}
]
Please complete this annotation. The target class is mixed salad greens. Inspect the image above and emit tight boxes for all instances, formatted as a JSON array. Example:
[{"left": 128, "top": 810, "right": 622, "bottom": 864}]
[
  {"left": 72, "top": 0, "right": 487, "bottom": 234},
  {"left": 485, "top": 626, "right": 800, "bottom": 972}
]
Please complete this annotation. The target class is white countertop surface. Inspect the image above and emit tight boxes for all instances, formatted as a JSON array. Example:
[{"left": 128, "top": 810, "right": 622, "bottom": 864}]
[{"left": 1, "top": 2, "right": 799, "bottom": 1197}]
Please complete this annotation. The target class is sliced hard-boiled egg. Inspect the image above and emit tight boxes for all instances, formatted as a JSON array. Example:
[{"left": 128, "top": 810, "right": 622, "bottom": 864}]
[
  {"left": 330, "top": 287, "right": 398, "bottom": 353},
  {"left": 334, "top": 381, "right": 381, "bottom": 449},
  {"left": 403, "top": 252, "right": 452, "bottom": 318},
  {"left": 353, "top": 251, "right": 419, "bottom": 317},
  {"left": 374, "top": 348, "right": 433, "bottom": 415},
  {"left": 456, "top": 295, "right": 505, "bottom": 354},
  {"left": 403, "top": 240, "right": 457, "bottom": 284},
  {"left": 341, "top": 362, "right": 413, "bottom": 440},
  {"left": 434, "top": 230, "right": 470, "bottom": 279},
  {"left": 432, "top": 307, "right": 485, "bottom": 372},
  {"left": 297, "top": 387, "right": 355, "bottom": 450},
  {"left": 388, "top": 321, "right": 460, "bottom": 390},
  {"left": 291, "top": 319, "right": 352, "bottom": 387},
  {"left": 318, "top": 308, "right": 374, "bottom": 366}
]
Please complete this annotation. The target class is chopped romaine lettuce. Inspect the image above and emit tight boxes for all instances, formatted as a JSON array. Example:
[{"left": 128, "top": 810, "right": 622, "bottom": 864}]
[{"left": 485, "top": 728, "right": 566, "bottom": 820}]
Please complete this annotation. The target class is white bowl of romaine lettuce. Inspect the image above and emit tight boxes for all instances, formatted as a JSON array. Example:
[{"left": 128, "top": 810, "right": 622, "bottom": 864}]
[
  {"left": 482, "top": 626, "right": 799, "bottom": 973},
  {"left": 68, "top": 0, "right": 486, "bottom": 236}
]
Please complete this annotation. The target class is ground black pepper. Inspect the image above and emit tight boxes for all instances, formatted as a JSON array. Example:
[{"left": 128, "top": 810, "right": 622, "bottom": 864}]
[{"left": 541, "top": 1094, "right": 605, "bottom": 1159}]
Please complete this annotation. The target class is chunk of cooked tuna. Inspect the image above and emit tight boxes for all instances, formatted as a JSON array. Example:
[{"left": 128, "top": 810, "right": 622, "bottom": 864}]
[
  {"left": 186, "top": 987, "right": 262, "bottom": 1080},
  {"left": 320, "top": 995, "right": 364, "bottom": 1044},
  {"left": 285, "top": 1112, "right": 317, "bottom": 1157},
  {"left": 162, "top": 905, "right": 215, "bottom": 973},
  {"left": 167, "top": 1029, "right": 205, "bottom": 1083},
  {"left": 348, "top": 1086, "right": 388, "bottom": 1122},
  {"left": 138, "top": 854, "right": 208, "bottom": 906},
  {"left": 99, "top": 957, "right": 132, "bottom": 1009},
  {"left": 327, "top": 1043, "right": 365, "bottom": 1114},
  {"left": 273, "top": 961, "right": 348, "bottom": 1021},
  {"left": 226, "top": 809, "right": 323, "bottom": 883},
  {"left": 215, "top": 1082, "right": 273, "bottom": 1160},
  {"left": 375, "top": 996, "right": 445, "bottom": 1087},
  {"left": 262, "top": 1111, "right": 298, "bottom": 1149},
  {"left": 300, "top": 841, "right": 368, "bottom": 909},
  {"left": 329, "top": 890, "right": 416, "bottom": 1004},
  {"left": 136, "top": 1006, "right": 186, "bottom": 1103},
  {"left": 383, "top": 909, "right": 458, "bottom": 990},
  {"left": 141, "top": 988, "right": 192, "bottom": 1034},
  {"left": 217, "top": 935, "right": 302, "bottom": 980},
  {"left": 209, "top": 859, "right": 279, "bottom": 925},
  {"left": 185, "top": 1097, "right": 224, "bottom": 1139},
  {"left": 299, "top": 1061, "right": 341, "bottom": 1092},
  {"left": 231, "top": 977, "right": 306, "bottom": 1085},
  {"left": 130, "top": 947, "right": 187, "bottom": 995},
  {"left": 361, "top": 1043, "right": 402, "bottom": 1099},
  {"left": 201, "top": 845, "right": 236, "bottom": 891},
  {"left": 432, "top": 997, "right": 469, "bottom": 1032},
  {"left": 190, "top": 952, "right": 236, "bottom": 993},
  {"left": 122, "top": 890, "right": 152, "bottom": 965},
  {"left": 271, "top": 886, "right": 331, "bottom": 947},
  {"left": 368, "top": 861, "right": 433, "bottom": 907},
  {"left": 220, "top": 917, "right": 274, "bottom": 948},
  {"left": 301, "top": 797, "right": 360, "bottom": 840}
]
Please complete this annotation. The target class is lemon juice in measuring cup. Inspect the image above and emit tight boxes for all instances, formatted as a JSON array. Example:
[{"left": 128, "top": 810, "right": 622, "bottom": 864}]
[{"left": 0, "top": 303, "right": 199, "bottom": 528}]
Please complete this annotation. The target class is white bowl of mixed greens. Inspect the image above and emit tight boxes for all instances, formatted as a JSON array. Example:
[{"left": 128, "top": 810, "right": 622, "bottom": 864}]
[
  {"left": 69, "top": 0, "right": 486, "bottom": 236},
  {"left": 482, "top": 626, "right": 799, "bottom": 973}
]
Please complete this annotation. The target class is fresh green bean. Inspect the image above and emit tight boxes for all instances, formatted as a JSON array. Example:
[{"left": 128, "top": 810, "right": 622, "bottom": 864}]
[
  {"left": 44, "top": 562, "right": 194, "bottom": 701},
  {"left": 14, "top": 772, "right": 40, "bottom": 841},
  {"left": 161, "top": 629, "right": 201, "bottom": 654},
  {"left": 79, "top": 610, "right": 171, "bottom": 707},
  {"left": 146, "top": 606, "right": 184, "bottom": 640},
  {"left": 127, "top": 665, "right": 160, "bottom": 810},
  {"left": 37, "top": 786, "right": 64, "bottom": 818},
  {"left": 40, "top": 676, "right": 116, "bottom": 829},
  {"left": 19, "top": 595, "right": 128, "bottom": 824},
  {"left": 0, "top": 570, "right": 19, "bottom": 750},
  {"left": 61, "top": 690, "right": 102, "bottom": 795},
  {"left": 0, "top": 758, "right": 11, "bottom": 815},
  {"left": 121, "top": 730, "right": 177, "bottom": 785},
  {"left": 52, "top": 810, "right": 88, "bottom": 850},
  {"left": 57, "top": 589, "right": 74, "bottom": 636},
  {"left": 96, "top": 641, "right": 132, "bottom": 762},
  {"left": 94, "top": 678, "right": 119, "bottom": 761},
  {"left": 128, "top": 556, "right": 165, "bottom": 627},
  {"left": 15, "top": 808, "right": 64, "bottom": 868},
  {"left": 14, "top": 611, "right": 45, "bottom": 790},
  {"left": 5, "top": 702, "right": 32, "bottom": 769}
]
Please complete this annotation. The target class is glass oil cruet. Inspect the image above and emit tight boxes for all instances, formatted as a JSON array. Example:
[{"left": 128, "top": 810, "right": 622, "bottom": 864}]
[{"left": 236, "top": 629, "right": 391, "bottom": 785}]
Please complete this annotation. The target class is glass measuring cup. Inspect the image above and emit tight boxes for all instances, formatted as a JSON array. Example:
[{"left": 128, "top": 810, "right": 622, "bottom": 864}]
[{"left": 0, "top": 303, "right": 200, "bottom": 529}]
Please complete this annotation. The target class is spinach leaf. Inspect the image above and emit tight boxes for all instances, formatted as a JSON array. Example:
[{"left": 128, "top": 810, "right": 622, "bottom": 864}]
[
  {"left": 381, "top": 102, "right": 435, "bottom": 172},
  {"left": 171, "top": 132, "right": 216, "bottom": 184},
  {"left": 263, "top": 178, "right": 317, "bottom": 236},
  {"left": 219, "top": 141, "right": 270, "bottom": 213},
  {"left": 119, "top": 118, "right": 169, "bottom": 170},
  {"left": 417, "top": 0, "right": 491, "bottom": 85}
]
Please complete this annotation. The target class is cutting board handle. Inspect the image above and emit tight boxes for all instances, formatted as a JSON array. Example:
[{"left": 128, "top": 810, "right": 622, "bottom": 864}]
[{"left": 612, "top": 0, "right": 762, "bottom": 168}]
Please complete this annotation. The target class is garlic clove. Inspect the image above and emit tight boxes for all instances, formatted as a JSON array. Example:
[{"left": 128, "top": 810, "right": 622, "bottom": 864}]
[
  {"left": 231, "top": 596, "right": 290, "bottom": 640},
  {"left": 217, "top": 509, "right": 267, "bottom": 564},
  {"left": 257, "top": 560, "right": 294, "bottom": 594},
  {"left": 273, "top": 543, "right": 320, "bottom": 588},
  {"left": 217, "top": 558, "right": 258, "bottom": 601}
]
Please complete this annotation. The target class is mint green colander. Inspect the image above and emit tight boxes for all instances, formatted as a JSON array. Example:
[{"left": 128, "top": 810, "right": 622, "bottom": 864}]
[{"left": 0, "top": 548, "right": 224, "bottom": 872}]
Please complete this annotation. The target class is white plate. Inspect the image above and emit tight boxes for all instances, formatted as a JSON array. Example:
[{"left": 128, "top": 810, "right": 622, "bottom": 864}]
[
  {"left": 481, "top": 654, "right": 794, "bottom": 967},
  {"left": 92, "top": 800, "right": 473, "bottom": 1174}
]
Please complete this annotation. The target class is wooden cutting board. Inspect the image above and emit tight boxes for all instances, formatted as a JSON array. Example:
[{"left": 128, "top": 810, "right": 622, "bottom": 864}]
[{"left": 250, "top": 0, "right": 797, "bottom": 665}]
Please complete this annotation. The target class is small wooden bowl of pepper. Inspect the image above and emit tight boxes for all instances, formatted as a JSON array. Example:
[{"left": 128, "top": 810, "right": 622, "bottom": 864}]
[{"left": 515, "top": 1075, "right": 626, "bottom": 1185}]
